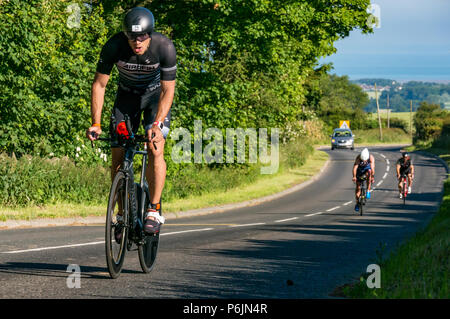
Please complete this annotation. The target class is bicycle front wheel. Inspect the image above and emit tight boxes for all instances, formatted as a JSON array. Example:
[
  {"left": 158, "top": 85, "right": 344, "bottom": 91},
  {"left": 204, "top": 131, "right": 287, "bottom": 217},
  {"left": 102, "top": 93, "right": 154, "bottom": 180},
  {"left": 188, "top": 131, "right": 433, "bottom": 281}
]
[
  {"left": 403, "top": 178, "right": 407, "bottom": 205},
  {"left": 137, "top": 185, "right": 160, "bottom": 273},
  {"left": 105, "top": 171, "right": 128, "bottom": 279}
]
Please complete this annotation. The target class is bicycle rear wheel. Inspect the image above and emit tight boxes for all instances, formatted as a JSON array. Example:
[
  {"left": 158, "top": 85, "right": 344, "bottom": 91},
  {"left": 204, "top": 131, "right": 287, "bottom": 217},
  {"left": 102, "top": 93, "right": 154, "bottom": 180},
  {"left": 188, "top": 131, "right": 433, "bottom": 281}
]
[
  {"left": 105, "top": 171, "right": 128, "bottom": 279},
  {"left": 137, "top": 184, "right": 160, "bottom": 273}
]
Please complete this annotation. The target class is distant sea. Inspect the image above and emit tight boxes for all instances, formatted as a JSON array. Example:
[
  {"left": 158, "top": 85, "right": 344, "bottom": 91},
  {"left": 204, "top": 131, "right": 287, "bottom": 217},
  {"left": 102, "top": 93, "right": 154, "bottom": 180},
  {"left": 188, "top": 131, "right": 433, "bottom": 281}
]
[
  {"left": 323, "top": 53, "right": 450, "bottom": 83},
  {"left": 338, "top": 66, "right": 450, "bottom": 83}
]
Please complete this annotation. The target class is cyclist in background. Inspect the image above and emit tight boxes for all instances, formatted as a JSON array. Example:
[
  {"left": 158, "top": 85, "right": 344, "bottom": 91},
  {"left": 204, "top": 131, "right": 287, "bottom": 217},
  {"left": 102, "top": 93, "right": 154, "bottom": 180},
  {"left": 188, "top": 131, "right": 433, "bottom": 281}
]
[
  {"left": 86, "top": 7, "right": 176, "bottom": 235},
  {"left": 396, "top": 152, "right": 415, "bottom": 199},
  {"left": 352, "top": 148, "right": 375, "bottom": 212}
]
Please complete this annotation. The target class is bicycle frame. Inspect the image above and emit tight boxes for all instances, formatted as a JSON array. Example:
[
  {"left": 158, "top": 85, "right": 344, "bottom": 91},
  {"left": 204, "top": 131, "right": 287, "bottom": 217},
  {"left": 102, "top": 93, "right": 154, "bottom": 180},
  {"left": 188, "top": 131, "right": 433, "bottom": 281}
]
[
  {"left": 401, "top": 174, "right": 408, "bottom": 204},
  {"left": 119, "top": 140, "right": 150, "bottom": 242}
]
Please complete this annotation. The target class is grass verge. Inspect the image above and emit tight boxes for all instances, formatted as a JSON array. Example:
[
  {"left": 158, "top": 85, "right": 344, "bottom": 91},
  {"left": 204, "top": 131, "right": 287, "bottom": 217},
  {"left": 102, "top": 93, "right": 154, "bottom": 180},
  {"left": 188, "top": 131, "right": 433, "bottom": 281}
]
[
  {"left": 0, "top": 149, "right": 329, "bottom": 221},
  {"left": 353, "top": 128, "right": 412, "bottom": 145},
  {"left": 337, "top": 143, "right": 449, "bottom": 298}
]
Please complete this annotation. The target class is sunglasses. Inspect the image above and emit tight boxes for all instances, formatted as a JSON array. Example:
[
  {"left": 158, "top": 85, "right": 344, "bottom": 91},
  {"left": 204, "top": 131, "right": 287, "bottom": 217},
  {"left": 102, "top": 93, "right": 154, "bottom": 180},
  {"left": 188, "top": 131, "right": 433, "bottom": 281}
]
[{"left": 124, "top": 32, "right": 150, "bottom": 42}]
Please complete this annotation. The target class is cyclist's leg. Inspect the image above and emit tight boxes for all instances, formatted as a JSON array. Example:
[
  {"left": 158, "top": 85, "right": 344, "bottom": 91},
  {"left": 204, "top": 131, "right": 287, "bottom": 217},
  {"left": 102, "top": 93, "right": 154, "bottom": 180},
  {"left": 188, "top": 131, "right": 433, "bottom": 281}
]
[
  {"left": 146, "top": 115, "right": 171, "bottom": 204},
  {"left": 366, "top": 169, "right": 372, "bottom": 191},
  {"left": 141, "top": 90, "right": 170, "bottom": 233},
  {"left": 407, "top": 172, "right": 412, "bottom": 193},
  {"left": 398, "top": 167, "right": 406, "bottom": 194},
  {"left": 142, "top": 91, "right": 170, "bottom": 206}
]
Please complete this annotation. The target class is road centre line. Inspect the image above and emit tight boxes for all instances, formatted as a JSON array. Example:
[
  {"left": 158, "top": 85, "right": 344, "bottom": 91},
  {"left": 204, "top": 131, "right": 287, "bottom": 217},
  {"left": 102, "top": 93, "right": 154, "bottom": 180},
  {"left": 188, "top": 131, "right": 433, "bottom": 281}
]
[
  {"left": 386, "top": 166, "right": 390, "bottom": 172},
  {"left": 343, "top": 201, "right": 353, "bottom": 206},
  {"left": 230, "top": 223, "right": 266, "bottom": 228},
  {"left": 166, "top": 224, "right": 237, "bottom": 226},
  {"left": 305, "top": 212, "right": 323, "bottom": 217},
  {"left": 1, "top": 241, "right": 105, "bottom": 254},
  {"left": 275, "top": 217, "right": 298, "bottom": 223},
  {"left": 161, "top": 228, "right": 214, "bottom": 236},
  {"left": 1, "top": 228, "right": 217, "bottom": 254},
  {"left": 386, "top": 159, "right": 390, "bottom": 165},
  {"left": 326, "top": 206, "right": 340, "bottom": 212},
  {"left": 380, "top": 154, "right": 386, "bottom": 158},
  {"left": 376, "top": 180, "right": 383, "bottom": 187},
  {"left": 383, "top": 172, "right": 388, "bottom": 179}
]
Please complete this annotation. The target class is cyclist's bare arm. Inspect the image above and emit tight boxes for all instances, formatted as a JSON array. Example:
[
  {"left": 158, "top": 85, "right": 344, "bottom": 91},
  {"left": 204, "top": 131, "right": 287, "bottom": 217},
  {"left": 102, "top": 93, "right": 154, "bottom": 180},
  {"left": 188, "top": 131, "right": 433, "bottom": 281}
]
[
  {"left": 147, "top": 80, "right": 175, "bottom": 145},
  {"left": 370, "top": 154, "right": 375, "bottom": 178},
  {"left": 91, "top": 72, "right": 110, "bottom": 125},
  {"left": 155, "top": 80, "right": 175, "bottom": 123},
  {"left": 352, "top": 156, "right": 359, "bottom": 181},
  {"left": 87, "top": 72, "right": 110, "bottom": 140}
]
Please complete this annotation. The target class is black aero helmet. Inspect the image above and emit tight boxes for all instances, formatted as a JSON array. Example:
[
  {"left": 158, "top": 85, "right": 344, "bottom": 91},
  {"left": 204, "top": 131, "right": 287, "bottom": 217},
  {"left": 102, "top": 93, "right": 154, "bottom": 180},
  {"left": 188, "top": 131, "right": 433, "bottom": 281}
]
[{"left": 123, "top": 7, "right": 154, "bottom": 38}]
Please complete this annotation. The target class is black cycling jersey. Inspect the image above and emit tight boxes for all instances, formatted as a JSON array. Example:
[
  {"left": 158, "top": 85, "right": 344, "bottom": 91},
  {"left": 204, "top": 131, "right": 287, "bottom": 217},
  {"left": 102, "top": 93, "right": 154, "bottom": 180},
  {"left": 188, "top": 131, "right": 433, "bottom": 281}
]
[
  {"left": 96, "top": 32, "right": 177, "bottom": 90},
  {"left": 397, "top": 158, "right": 412, "bottom": 174}
]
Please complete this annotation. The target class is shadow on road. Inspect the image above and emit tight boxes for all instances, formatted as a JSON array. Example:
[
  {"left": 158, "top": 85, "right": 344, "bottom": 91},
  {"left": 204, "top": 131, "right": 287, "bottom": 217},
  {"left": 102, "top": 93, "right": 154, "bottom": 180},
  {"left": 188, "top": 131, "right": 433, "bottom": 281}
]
[{"left": 0, "top": 262, "right": 140, "bottom": 279}]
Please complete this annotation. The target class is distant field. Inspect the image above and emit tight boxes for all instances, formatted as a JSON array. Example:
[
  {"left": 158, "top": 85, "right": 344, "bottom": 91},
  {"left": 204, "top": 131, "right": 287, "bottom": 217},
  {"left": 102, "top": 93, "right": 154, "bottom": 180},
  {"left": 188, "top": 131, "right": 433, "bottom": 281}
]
[
  {"left": 353, "top": 128, "right": 412, "bottom": 145},
  {"left": 369, "top": 111, "right": 415, "bottom": 133},
  {"left": 369, "top": 111, "right": 415, "bottom": 123}
]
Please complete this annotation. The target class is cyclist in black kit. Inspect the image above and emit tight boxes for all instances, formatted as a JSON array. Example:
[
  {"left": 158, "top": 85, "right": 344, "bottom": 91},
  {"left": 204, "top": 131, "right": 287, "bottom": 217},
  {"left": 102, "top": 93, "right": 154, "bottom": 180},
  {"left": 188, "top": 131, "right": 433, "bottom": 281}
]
[
  {"left": 86, "top": 7, "right": 176, "bottom": 235},
  {"left": 396, "top": 152, "right": 415, "bottom": 198}
]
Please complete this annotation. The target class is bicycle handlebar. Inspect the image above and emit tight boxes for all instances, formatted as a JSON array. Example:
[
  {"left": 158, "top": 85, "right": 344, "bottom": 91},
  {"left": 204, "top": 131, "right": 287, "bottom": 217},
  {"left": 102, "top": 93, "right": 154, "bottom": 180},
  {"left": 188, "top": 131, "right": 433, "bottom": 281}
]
[{"left": 89, "top": 132, "right": 157, "bottom": 150}]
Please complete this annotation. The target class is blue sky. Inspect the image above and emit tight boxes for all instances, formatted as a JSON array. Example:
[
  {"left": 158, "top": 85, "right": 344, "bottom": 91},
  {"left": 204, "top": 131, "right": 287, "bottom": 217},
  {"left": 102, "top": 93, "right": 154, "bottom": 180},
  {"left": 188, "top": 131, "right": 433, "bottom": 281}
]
[{"left": 321, "top": 0, "right": 450, "bottom": 82}]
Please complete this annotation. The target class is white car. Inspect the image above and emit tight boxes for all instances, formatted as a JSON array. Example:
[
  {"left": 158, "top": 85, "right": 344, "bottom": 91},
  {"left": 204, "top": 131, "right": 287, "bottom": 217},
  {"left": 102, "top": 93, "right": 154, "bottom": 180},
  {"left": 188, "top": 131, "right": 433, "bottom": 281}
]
[{"left": 331, "top": 129, "right": 355, "bottom": 150}]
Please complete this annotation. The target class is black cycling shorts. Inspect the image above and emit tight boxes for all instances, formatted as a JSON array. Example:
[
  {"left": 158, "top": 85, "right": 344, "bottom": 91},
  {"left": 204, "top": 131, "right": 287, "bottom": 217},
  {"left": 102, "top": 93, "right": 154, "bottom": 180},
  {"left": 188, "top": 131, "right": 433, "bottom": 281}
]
[
  {"left": 110, "top": 87, "right": 171, "bottom": 147},
  {"left": 399, "top": 166, "right": 411, "bottom": 176}
]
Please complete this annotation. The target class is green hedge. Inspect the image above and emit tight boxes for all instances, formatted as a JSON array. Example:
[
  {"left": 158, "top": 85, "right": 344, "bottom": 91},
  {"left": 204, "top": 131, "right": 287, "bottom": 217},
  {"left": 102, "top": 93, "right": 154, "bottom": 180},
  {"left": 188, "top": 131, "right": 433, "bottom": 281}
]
[{"left": 0, "top": 136, "right": 314, "bottom": 208}]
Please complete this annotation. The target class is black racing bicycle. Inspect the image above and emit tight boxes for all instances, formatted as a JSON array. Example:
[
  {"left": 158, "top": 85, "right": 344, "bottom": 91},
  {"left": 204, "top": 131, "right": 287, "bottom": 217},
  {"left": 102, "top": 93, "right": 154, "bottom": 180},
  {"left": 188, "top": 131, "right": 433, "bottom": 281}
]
[
  {"left": 400, "top": 173, "right": 409, "bottom": 205},
  {"left": 92, "top": 115, "right": 160, "bottom": 279},
  {"left": 356, "top": 175, "right": 369, "bottom": 216}
]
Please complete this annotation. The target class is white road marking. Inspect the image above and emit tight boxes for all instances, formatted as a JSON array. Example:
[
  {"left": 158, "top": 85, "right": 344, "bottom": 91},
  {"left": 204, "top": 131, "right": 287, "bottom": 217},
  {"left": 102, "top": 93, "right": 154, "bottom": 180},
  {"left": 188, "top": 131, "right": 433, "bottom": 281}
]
[
  {"left": 1, "top": 228, "right": 217, "bottom": 254},
  {"left": 343, "top": 201, "right": 353, "bottom": 206},
  {"left": 326, "top": 206, "right": 340, "bottom": 212},
  {"left": 305, "top": 212, "right": 323, "bottom": 217},
  {"left": 230, "top": 223, "right": 266, "bottom": 228},
  {"left": 1, "top": 241, "right": 105, "bottom": 254},
  {"left": 376, "top": 180, "right": 383, "bottom": 187},
  {"left": 161, "top": 228, "right": 214, "bottom": 236},
  {"left": 383, "top": 173, "right": 388, "bottom": 179},
  {"left": 386, "top": 166, "right": 390, "bottom": 172},
  {"left": 386, "top": 159, "right": 390, "bottom": 165},
  {"left": 380, "top": 154, "right": 386, "bottom": 158},
  {"left": 275, "top": 217, "right": 298, "bottom": 223}
]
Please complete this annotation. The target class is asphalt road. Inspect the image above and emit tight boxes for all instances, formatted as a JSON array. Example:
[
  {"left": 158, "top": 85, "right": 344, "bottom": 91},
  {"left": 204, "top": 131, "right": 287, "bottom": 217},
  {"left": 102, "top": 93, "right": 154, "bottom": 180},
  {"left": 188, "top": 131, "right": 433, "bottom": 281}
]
[{"left": 0, "top": 146, "right": 447, "bottom": 298}]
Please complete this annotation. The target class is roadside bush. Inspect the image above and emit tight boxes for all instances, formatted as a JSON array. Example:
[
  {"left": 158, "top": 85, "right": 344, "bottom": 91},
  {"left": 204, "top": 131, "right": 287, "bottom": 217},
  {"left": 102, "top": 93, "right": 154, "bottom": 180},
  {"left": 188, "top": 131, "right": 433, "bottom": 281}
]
[
  {"left": 414, "top": 102, "right": 446, "bottom": 143},
  {"left": 0, "top": 153, "right": 110, "bottom": 207},
  {"left": 0, "top": 134, "right": 315, "bottom": 208}
]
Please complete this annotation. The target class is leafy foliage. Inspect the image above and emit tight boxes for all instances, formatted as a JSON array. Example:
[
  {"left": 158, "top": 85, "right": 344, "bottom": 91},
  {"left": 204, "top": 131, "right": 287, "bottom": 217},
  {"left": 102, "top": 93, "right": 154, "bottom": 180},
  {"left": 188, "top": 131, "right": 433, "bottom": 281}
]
[
  {"left": 305, "top": 73, "right": 370, "bottom": 131},
  {"left": 0, "top": 0, "right": 371, "bottom": 159},
  {"left": 414, "top": 102, "right": 448, "bottom": 142}
]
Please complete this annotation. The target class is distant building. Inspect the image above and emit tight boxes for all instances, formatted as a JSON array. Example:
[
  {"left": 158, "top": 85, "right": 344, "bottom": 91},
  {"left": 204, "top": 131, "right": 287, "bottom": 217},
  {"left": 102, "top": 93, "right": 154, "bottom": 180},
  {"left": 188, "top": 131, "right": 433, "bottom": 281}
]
[{"left": 358, "top": 84, "right": 391, "bottom": 100}]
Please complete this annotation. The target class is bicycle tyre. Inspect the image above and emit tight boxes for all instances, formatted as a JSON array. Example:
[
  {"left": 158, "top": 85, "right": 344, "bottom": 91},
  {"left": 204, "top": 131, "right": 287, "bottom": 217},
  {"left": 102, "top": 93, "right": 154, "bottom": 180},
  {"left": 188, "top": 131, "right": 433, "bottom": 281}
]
[
  {"left": 105, "top": 171, "right": 128, "bottom": 279},
  {"left": 137, "top": 184, "right": 160, "bottom": 273},
  {"left": 403, "top": 178, "right": 407, "bottom": 205},
  {"left": 359, "top": 183, "right": 365, "bottom": 216}
]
